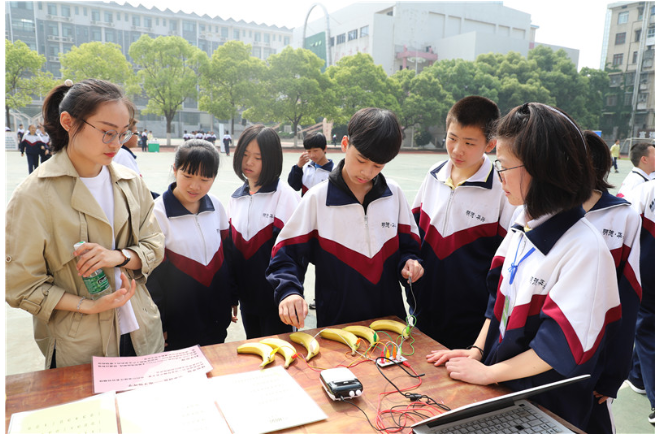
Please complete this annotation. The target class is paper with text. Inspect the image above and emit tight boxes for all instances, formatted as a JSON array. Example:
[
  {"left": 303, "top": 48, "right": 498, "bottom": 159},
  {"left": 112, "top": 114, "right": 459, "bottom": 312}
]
[
  {"left": 8, "top": 392, "right": 118, "bottom": 434},
  {"left": 210, "top": 366, "right": 327, "bottom": 433},
  {"left": 117, "top": 374, "right": 231, "bottom": 434},
  {"left": 92, "top": 345, "right": 213, "bottom": 393}
]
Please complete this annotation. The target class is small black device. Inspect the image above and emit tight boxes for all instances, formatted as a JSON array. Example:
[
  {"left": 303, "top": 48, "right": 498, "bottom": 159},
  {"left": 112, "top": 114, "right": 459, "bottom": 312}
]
[{"left": 320, "top": 368, "right": 363, "bottom": 401}]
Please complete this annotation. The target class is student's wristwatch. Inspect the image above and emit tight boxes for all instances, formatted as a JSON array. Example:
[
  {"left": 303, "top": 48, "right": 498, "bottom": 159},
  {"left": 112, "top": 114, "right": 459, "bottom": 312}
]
[{"left": 116, "top": 249, "right": 131, "bottom": 267}]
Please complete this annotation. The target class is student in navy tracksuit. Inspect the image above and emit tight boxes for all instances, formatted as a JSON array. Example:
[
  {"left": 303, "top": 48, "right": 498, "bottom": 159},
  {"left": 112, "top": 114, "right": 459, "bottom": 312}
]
[
  {"left": 410, "top": 96, "right": 516, "bottom": 350},
  {"left": 20, "top": 124, "right": 46, "bottom": 174},
  {"left": 287, "top": 132, "right": 335, "bottom": 196},
  {"left": 146, "top": 139, "right": 237, "bottom": 351},
  {"left": 266, "top": 108, "right": 424, "bottom": 329},
  {"left": 227, "top": 125, "right": 300, "bottom": 339},
  {"left": 427, "top": 103, "right": 621, "bottom": 432},
  {"left": 581, "top": 131, "right": 642, "bottom": 433}
]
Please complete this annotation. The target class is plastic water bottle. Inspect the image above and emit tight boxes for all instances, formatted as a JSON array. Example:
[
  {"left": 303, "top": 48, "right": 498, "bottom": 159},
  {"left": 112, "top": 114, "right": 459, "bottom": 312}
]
[{"left": 73, "top": 242, "right": 113, "bottom": 300}]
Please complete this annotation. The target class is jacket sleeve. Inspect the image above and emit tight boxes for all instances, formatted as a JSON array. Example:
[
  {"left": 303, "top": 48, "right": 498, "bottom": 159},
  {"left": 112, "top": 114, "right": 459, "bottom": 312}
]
[
  {"left": 124, "top": 178, "right": 165, "bottom": 284},
  {"left": 396, "top": 186, "right": 423, "bottom": 285},
  {"left": 287, "top": 164, "right": 303, "bottom": 191},
  {"left": 145, "top": 258, "right": 170, "bottom": 331},
  {"left": 5, "top": 183, "right": 67, "bottom": 323}
]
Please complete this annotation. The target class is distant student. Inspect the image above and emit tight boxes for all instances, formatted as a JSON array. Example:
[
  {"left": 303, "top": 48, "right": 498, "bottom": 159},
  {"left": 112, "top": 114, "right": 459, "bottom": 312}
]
[
  {"left": 610, "top": 139, "right": 620, "bottom": 173},
  {"left": 427, "top": 103, "right": 621, "bottom": 432},
  {"left": 266, "top": 108, "right": 424, "bottom": 329},
  {"left": 581, "top": 131, "right": 642, "bottom": 433},
  {"left": 288, "top": 132, "right": 335, "bottom": 196},
  {"left": 616, "top": 142, "right": 655, "bottom": 199},
  {"left": 227, "top": 125, "right": 301, "bottom": 339},
  {"left": 628, "top": 180, "right": 655, "bottom": 425},
  {"left": 146, "top": 139, "right": 237, "bottom": 351},
  {"left": 410, "top": 96, "right": 516, "bottom": 350},
  {"left": 19, "top": 124, "right": 45, "bottom": 174},
  {"left": 223, "top": 130, "right": 232, "bottom": 156}
]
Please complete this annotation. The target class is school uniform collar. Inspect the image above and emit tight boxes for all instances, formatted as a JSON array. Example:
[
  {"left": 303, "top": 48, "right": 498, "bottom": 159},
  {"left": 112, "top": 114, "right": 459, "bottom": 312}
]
[
  {"left": 163, "top": 182, "right": 215, "bottom": 218},
  {"left": 589, "top": 189, "right": 631, "bottom": 213},
  {"left": 511, "top": 206, "right": 585, "bottom": 256},
  {"left": 631, "top": 167, "right": 651, "bottom": 182},
  {"left": 327, "top": 159, "right": 392, "bottom": 208},
  {"left": 121, "top": 145, "right": 137, "bottom": 159},
  {"left": 230, "top": 178, "right": 279, "bottom": 198},
  {"left": 430, "top": 155, "right": 495, "bottom": 190},
  {"left": 312, "top": 159, "right": 334, "bottom": 172}
]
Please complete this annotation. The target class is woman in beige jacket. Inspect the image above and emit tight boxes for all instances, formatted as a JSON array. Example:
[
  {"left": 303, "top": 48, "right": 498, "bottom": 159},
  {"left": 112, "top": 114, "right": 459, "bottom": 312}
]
[{"left": 5, "top": 79, "right": 165, "bottom": 369}]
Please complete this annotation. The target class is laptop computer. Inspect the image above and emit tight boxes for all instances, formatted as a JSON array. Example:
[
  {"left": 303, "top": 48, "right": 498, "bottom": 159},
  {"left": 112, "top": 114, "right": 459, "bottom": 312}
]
[{"left": 411, "top": 375, "right": 590, "bottom": 434}]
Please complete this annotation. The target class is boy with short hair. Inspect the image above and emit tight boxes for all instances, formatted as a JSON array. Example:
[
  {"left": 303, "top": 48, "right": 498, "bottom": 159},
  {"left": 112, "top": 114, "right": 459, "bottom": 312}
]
[
  {"left": 287, "top": 132, "right": 335, "bottom": 196},
  {"left": 267, "top": 108, "right": 424, "bottom": 328},
  {"left": 410, "top": 96, "right": 516, "bottom": 349},
  {"left": 617, "top": 142, "right": 655, "bottom": 199}
]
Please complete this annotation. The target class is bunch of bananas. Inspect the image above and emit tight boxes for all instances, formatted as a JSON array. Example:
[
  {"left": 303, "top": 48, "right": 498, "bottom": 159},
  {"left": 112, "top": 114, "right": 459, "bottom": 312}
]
[
  {"left": 370, "top": 319, "right": 412, "bottom": 339},
  {"left": 236, "top": 332, "right": 321, "bottom": 368}
]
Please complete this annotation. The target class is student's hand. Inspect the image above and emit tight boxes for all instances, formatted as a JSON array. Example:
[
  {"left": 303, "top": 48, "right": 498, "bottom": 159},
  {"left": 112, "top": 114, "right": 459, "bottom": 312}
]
[
  {"left": 402, "top": 259, "right": 424, "bottom": 283},
  {"left": 74, "top": 242, "right": 123, "bottom": 277},
  {"left": 426, "top": 348, "right": 479, "bottom": 366},
  {"left": 445, "top": 356, "right": 493, "bottom": 385},
  {"left": 231, "top": 305, "right": 239, "bottom": 323},
  {"left": 85, "top": 273, "right": 136, "bottom": 315},
  {"left": 297, "top": 152, "right": 309, "bottom": 168},
  {"left": 593, "top": 391, "right": 610, "bottom": 405},
  {"left": 279, "top": 294, "right": 308, "bottom": 329}
]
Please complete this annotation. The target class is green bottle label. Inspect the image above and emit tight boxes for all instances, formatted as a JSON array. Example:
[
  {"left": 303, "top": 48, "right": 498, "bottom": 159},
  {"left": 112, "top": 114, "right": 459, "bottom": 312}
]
[{"left": 82, "top": 271, "right": 110, "bottom": 295}]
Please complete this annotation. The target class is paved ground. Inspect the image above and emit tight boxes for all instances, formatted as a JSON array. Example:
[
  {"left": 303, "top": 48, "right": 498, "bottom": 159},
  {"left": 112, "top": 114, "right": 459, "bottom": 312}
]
[{"left": 3, "top": 146, "right": 654, "bottom": 433}]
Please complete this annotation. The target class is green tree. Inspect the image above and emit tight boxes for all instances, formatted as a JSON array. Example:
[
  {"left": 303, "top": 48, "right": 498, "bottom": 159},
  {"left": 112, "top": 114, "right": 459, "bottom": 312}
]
[
  {"left": 578, "top": 67, "right": 610, "bottom": 131},
  {"left": 244, "top": 47, "right": 335, "bottom": 146},
  {"left": 59, "top": 42, "right": 139, "bottom": 95},
  {"left": 326, "top": 53, "right": 400, "bottom": 124},
  {"left": 602, "top": 66, "right": 633, "bottom": 140},
  {"left": 198, "top": 41, "right": 265, "bottom": 135},
  {"left": 129, "top": 35, "right": 205, "bottom": 145},
  {"left": 5, "top": 39, "right": 54, "bottom": 128}
]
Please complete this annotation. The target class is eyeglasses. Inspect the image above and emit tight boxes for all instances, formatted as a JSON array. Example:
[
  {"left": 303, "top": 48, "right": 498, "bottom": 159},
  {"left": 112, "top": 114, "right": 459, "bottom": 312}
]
[
  {"left": 493, "top": 160, "right": 524, "bottom": 180},
  {"left": 82, "top": 120, "right": 133, "bottom": 145}
]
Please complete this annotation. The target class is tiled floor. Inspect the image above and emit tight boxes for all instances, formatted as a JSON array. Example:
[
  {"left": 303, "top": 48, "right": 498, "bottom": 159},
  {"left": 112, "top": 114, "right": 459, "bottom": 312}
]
[{"left": 4, "top": 145, "right": 654, "bottom": 433}]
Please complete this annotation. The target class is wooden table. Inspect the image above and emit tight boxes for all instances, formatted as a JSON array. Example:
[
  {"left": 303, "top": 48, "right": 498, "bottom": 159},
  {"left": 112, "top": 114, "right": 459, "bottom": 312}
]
[{"left": 6, "top": 316, "right": 511, "bottom": 434}]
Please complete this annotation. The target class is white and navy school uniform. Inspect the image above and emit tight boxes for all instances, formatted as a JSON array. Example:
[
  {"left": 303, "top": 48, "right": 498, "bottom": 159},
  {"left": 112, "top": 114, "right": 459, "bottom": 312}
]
[
  {"left": 146, "top": 183, "right": 232, "bottom": 350},
  {"left": 617, "top": 167, "right": 652, "bottom": 200},
  {"left": 483, "top": 207, "right": 621, "bottom": 431},
  {"left": 227, "top": 179, "right": 300, "bottom": 338},
  {"left": 266, "top": 160, "right": 422, "bottom": 327},
  {"left": 584, "top": 190, "right": 643, "bottom": 433},
  {"left": 628, "top": 181, "right": 655, "bottom": 412},
  {"left": 410, "top": 156, "right": 516, "bottom": 349},
  {"left": 287, "top": 159, "right": 335, "bottom": 196},
  {"left": 20, "top": 133, "right": 46, "bottom": 173}
]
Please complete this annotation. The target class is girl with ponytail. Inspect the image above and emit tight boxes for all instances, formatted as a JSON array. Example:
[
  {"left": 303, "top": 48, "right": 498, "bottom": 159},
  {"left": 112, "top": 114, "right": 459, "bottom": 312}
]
[{"left": 5, "top": 79, "right": 166, "bottom": 368}]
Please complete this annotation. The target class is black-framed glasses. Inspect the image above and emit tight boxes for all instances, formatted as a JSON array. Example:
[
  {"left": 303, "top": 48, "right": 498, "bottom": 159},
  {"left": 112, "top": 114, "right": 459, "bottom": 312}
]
[
  {"left": 82, "top": 120, "right": 133, "bottom": 145},
  {"left": 493, "top": 159, "right": 524, "bottom": 180}
]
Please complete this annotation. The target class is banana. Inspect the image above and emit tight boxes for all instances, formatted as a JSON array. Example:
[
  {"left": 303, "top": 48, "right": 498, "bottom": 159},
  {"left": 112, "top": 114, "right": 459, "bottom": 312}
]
[
  {"left": 260, "top": 338, "right": 298, "bottom": 368},
  {"left": 370, "top": 319, "right": 411, "bottom": 339},
  {"left": 319, "top": 328, "right": 360, "bottom": 355},
  {"left": 236, "top": 342, "right": 277, "bottom": 368},
  {"left": 343, "top": 325, "right": 379, "bottom": 347},
  {"left": 289, "top": 331, "right": 320, "bottom": 361}
]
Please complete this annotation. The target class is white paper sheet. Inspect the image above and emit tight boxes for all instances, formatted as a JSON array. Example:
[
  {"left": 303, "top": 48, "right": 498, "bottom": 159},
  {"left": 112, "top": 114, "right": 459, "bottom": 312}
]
[{"left": 209, "top": 366, "right": 327, "bottom": 434}]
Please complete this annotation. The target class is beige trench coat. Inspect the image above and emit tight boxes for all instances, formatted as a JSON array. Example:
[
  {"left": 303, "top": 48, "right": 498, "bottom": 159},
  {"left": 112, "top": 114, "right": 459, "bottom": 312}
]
[{"left": 5, "top": 148, "right": 165, "bottom": 368}]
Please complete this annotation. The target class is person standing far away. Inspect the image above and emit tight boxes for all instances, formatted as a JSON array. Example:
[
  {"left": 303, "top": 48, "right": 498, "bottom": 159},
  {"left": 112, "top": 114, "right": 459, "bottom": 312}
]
[
  {"left": 287, "top": 132, "right": 335, "bottom": 197},
  {"left": 141, "top": 129, "right": 148, "bottom": 152},
  {"left": 223, "top": 130, "right": 232, "bottom": 157},
  {"left": 617, "top": 143, "right": 655, "bottom": 200},
  {"left": 610, "top": 139, "right": 620, "bottom": 173},
  {"left": 5, "top": 78, "right": 166, "bottom": 369},
  {"left": 19, "top": 124, "right": 46, "bottom": 174}
]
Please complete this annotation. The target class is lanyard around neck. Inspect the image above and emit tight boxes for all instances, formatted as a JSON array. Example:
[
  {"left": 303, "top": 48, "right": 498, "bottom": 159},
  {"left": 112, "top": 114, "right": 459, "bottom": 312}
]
[{"left": 508, "top": 236, "right": 535, "bottom": 285}]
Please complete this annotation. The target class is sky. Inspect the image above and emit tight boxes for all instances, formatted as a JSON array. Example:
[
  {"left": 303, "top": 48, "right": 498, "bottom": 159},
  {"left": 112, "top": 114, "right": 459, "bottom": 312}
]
[{"left": 122, "top": 0, "right": 611, "bottom": 70}]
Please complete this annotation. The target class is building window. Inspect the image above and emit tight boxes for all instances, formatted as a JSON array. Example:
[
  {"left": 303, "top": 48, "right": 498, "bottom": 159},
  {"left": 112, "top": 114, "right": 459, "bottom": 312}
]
[
  {"left": 284, "top": 36, "right": 290, "bottom": 45},
  {"left": 633, "top": 51, "right": 638, "bottom": 63},
  {"left": 606, "top": 95, "right": 617, "bottom": 107},
  {"left": 636, "top": 29, "right": 642, "bottom": 42},
  {"left": 104, "top": 12, "right": 113, "bottom": 23},
  {"left": 609, "top": 74, "right": 622, "bottom": 87},
  {"left": 183, "top": 21, "right": 195, "bottom": 32},
  {"left": 234, "top": 29, "right": 240, "bottom": 39},
  {"left": 648, "top": 26, "right": 655, "bottom": 38},
  {"left": 347, "top": 29, "right": 358, "bottom": 41},
  {"left": 254, "top": 32, "right": 261, "bottom": 42},
  {"left": 144, "top": 17, "right": 152, "bottom": 28},
  {"left": 336, "top": 33, "right": 346, "bottom": 44},
  {"left": 222, "top": 27, "right": 228, "bottom": 38},
  {"left": 92, "top": 10, "right": 100, "bottom": 22},
  {"left": 47, "top": 23, "right": 59, "bottom": 36},
  {"left": 106, "top": 29, "right": 115, "bottom": 43},
  {"left": 61, "top": 5, "right": 70, "bottom": 17},
  {"left": 618, "top": 11, "right": 629, "bottom": 24},
  {"left": 47, "top": 3, "right": 57, "bottom": 15},
  {"left": 612, "top": 53, "right": 623, "bottom": 66},
  {"left": 615, "top": 32, "right": 626, "bottom": 44},
  {"left": 360, "top": 26, "right": 369, "bottom": 37},
  {"left": 264, "top": 33, "right": 270, "bottom": 43},
  {"left": 132, "top": 16, "right": 140, "bottom": 27},
  {"left": 638, "top": 93, "right": 648, "bottom": 103}
]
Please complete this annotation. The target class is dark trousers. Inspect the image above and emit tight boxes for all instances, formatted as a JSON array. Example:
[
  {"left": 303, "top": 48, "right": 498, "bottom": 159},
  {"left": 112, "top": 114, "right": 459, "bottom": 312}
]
[
  {"left": 223, "top": 140, "right": 230, "bottom": 156},
  {"left": 612, "top": 157, "right": 619, "bottom": 171},
  {"left": 628, "top": 304, "right": 655, "bottom": 408},
  {"left": 241, "top": 311, "right": 292, "bottom": 340},
  {"left": 26, "top": 154, "right": 39, "bottom": 174}
]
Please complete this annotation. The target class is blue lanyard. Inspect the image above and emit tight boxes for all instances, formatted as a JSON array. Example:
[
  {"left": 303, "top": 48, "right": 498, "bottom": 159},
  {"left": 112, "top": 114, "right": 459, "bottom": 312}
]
[{"left": 508, "top": 237, "right": 535, "bottom": 285}]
